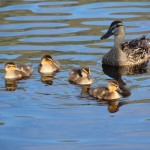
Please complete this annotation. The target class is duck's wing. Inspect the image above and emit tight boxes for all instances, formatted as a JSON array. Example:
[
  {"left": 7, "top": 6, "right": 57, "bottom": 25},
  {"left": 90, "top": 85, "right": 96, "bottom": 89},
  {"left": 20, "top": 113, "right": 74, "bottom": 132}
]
[
  {"left": 89, "top": 87, "right": 107, "bottom": 99},
  {"left": 122, "top": 35, "right": 150, "bottom": 63},
  {"left": 16, "top": 64, "right": 33, "bottom": 76},
  {"left": 52, "top": 59, "right": 61, "bottom": 70},
  {"left": 14, "top": 70, "right": 26, "bottom": 79}
]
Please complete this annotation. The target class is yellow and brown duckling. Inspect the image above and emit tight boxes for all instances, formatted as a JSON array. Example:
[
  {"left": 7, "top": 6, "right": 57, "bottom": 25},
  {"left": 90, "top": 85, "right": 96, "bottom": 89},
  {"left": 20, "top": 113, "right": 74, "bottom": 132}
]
[
  {"left": 4, "top": 62, "right": 33, "bottom": 80},
  {"left": 89, "top": 80, "right": 122, "bottom": 100},
  {"left": 38, "top": 54, "right": 61, "bottom": 75},
  {"left": 69, "top": 67, "right": 94, "bottom": 85},
  {"left": 101, "top": 21, "right": 150, "bottom": 66}
]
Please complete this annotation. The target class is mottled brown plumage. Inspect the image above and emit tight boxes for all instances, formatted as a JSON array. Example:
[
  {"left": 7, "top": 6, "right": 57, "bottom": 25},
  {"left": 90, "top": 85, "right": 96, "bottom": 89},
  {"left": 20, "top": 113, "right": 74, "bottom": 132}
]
[
  {"left": 38, "top": 54, "right": 61, "bottom": 75},
  {"left": 69, "top": 67, "right": 94, "bottom": 85},
  {"left": 89, "top": 80, "right": 122, "bottom": 100},
  {"left": 101, "top": 21, "right": 150, "bottom": 66},
  {"left": 4, "top": 62, "right": 33, "bottom": 79}
]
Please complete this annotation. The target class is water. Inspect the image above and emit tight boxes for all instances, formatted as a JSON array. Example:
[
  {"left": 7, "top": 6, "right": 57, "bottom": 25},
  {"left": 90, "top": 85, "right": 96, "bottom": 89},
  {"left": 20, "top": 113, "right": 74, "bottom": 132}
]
[{"left": 0, "top": 0, "right": 150, "bottom": 149}]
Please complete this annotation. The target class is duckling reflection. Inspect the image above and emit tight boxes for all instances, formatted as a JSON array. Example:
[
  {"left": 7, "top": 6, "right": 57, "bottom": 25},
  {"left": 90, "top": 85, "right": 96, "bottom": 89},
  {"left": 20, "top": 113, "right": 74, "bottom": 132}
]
[
  {"left": 40, "top": 75, "right": 53, "bottom": 85},
  {"left": 5, "top": 79, "right": 18, "bottom": 91},
  {"left": 4, "top": 62, "right": 33, "bottom": 80},
  {"left": 81, "top": 85, "right": 91, "bottom": 95},
  {"left": 38, "top": 54, "right": 61, "bottom": 76},
  {"left": 102, "top": 62, "right": 148, "bottom": 85},
  {"left": 108, "top": 98, "right": 150, "bottom": 113},
  {"left": 107, "top": 100, "right": 128, "bottom": 113},
  {"left": 69, "top": 67, "right": 94, "bottom": 85},
  {"left": 89, "top": 80, "right": 131, "bottom": 100}
]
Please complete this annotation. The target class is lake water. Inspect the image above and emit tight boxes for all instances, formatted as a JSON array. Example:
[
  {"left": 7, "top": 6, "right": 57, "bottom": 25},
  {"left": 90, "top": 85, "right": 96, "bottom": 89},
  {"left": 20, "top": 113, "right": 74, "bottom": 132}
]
[{"left": 0, "top": 0, "right": 150, "bottom": 150}]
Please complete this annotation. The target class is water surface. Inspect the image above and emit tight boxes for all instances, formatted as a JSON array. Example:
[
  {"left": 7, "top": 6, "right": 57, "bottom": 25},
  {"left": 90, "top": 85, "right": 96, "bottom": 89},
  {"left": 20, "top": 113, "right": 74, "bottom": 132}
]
[{"left": 0, "top": 0, "right": 150, "bottom": 150}]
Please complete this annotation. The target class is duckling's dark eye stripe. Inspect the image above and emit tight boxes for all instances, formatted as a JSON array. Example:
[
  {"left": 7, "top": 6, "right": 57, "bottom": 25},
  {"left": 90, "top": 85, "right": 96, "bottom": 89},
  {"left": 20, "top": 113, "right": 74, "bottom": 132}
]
[
  {"left": 110, "top": 82, "right": 118, "bottom": 87},
  {"left": 7, "top": 65, "right": 15, "bottom": 68},
  {"left": 82, "top": 69, "right": 88, "bottom": 74}
]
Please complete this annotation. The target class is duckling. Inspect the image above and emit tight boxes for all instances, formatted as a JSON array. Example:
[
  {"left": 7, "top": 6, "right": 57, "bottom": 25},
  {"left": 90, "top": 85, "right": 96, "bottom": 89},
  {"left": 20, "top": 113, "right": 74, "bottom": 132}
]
[
  {"left": 101, "top": 20, "right": 150, "bottom": 66},
  {"left": 4, "top": 62, "right": 33, "bottom": 79},
  {"left": 69, "top": 67, "right": 94, "bottom": 85},
  {"left": 38, "top": 54, "right": 61, "bottom": 75},
  {"left": 89, "top": 80, "right": 122, "bottom": 100}
]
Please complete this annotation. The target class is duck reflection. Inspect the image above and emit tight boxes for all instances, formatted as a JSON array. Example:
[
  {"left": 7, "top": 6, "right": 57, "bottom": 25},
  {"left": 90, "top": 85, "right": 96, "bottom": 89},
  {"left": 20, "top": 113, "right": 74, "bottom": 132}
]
[
  {"left": 95, "top": 98, "right": 129, "bottom": 113},
  {"left": 102, "top": 62, "right": 148, "bottom": 85},
  {"left": 105, "top": 98, "right": 150, "bottom": 113},
  {"left": 81, "top": 85, "right": 91, "bottom": 95},
  {"left": 5, "top": 79, "right": 18, "bottom": 91},
  {"left": 107, "top": 99, "right": 128, "bottom": 113},
  {"left": 40, "top": 74, "right": 53, "bottom": 85}
]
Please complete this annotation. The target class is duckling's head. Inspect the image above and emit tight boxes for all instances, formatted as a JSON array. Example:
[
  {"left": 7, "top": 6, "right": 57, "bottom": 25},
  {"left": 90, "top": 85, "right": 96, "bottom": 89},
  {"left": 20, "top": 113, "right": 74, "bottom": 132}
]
[
  {"left": 5, "top": 62, "right": 16, "bottom": 72},
  {"left": 101, "top": 21, "right": 125, "bottom": 40},
  {"left": 108, "top": 80, "right": 119, "bottom": 92},
  {"left": 41, "top": 54, "right": 53, "bottom": 65},
  {"left": 79, "top": 67, "right": 91, "bottom": 77}
]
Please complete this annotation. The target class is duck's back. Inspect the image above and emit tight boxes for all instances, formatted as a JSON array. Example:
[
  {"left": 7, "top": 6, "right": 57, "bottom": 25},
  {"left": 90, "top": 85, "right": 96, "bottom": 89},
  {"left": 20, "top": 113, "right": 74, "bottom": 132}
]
[
  {"left": 69, "top": 68, "right": 93, "bottom": 85},
  {"left": 89, "top": 87, "right": 107, "bottom": 99},
  {"left": 122, "top": 35, "right": 150, "bottom": 65},
  {"left": 69, "top": 68, "right": 80, "bottom": 82},
  {"left": 90, "top": 87, "right": 122, "bottom": 100},
  {"left": 16, "top": 64, "right": 33, "bottom": 76}
]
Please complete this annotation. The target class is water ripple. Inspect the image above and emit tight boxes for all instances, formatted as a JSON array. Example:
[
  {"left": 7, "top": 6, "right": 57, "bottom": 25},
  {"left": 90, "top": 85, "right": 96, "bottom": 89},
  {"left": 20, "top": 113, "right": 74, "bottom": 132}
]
[{"left": 0, "top": 0, "right": 150, "bottom": 149}]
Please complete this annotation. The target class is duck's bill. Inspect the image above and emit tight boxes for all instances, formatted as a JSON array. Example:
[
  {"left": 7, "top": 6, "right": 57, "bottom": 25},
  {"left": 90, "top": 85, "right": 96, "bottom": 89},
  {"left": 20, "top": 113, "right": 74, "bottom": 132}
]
[{"left": 101, "top": 30, "right": 112, "bottom": 40}]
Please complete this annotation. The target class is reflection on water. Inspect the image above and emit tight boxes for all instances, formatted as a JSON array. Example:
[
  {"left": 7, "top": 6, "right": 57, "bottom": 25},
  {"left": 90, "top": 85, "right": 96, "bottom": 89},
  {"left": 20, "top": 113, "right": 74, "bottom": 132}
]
[
  {"left": 40, "top": 75, "right": 53, "bottom": 85},
  {"left": 5, "top": 79, "right": 18, "bottom": 91},
  {"left": 0, "top": 0, "right": 150, "bottom": 149},
  {"left": 102, "top": 62, "right": 148, "bottom": 85}
]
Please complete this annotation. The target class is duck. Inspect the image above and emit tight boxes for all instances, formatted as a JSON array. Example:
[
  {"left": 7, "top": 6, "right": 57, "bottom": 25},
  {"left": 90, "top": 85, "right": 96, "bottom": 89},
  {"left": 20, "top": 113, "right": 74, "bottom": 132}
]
[
  {"left": 89, "top": 80, "right": 123, "bottom": 100},
  {"left": 4, "top": 62, "right": 33, "bottom": 79},
  {"left": 38, "top": 54, "right": 61, "bottom": 75},
  {"left": 69, "top": 67, "right": 94, "bottom": 85},
  {"left": 101, "top": 20, "right": 150, "bottom": 66}
]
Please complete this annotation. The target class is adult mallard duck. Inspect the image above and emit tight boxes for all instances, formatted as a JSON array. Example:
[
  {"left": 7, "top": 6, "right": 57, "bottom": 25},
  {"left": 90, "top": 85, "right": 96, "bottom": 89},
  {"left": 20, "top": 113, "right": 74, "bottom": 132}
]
[
  {"left": 38, "top": 54, "right": 61, "bottom": 75},
  {"left": 4, "top": 62, "right": 33, "bottom": 79},
  {"left": 101, "top": 21, "right": 150, "bottom": 66},
  {"left": 69, "top": 67, "right": 94, "bottom": 85}
]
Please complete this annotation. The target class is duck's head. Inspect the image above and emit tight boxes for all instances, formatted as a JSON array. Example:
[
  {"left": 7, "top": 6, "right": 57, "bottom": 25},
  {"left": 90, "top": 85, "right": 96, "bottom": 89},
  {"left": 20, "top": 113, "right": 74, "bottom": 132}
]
[
  {"left": 108, "top": 80, "right": 119, "bottom": 92},
  {"left": 5, "top": 62, "right": 16, "bottom": 72},
  {"left": 79, "top": 67, "right": 91, "bottom": 77},
  {"left": 101, "top": 21, "right": 125, "bottom": 40},
  {"left": 41, "top": 54, "right": 53, "bottom": 65}
]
